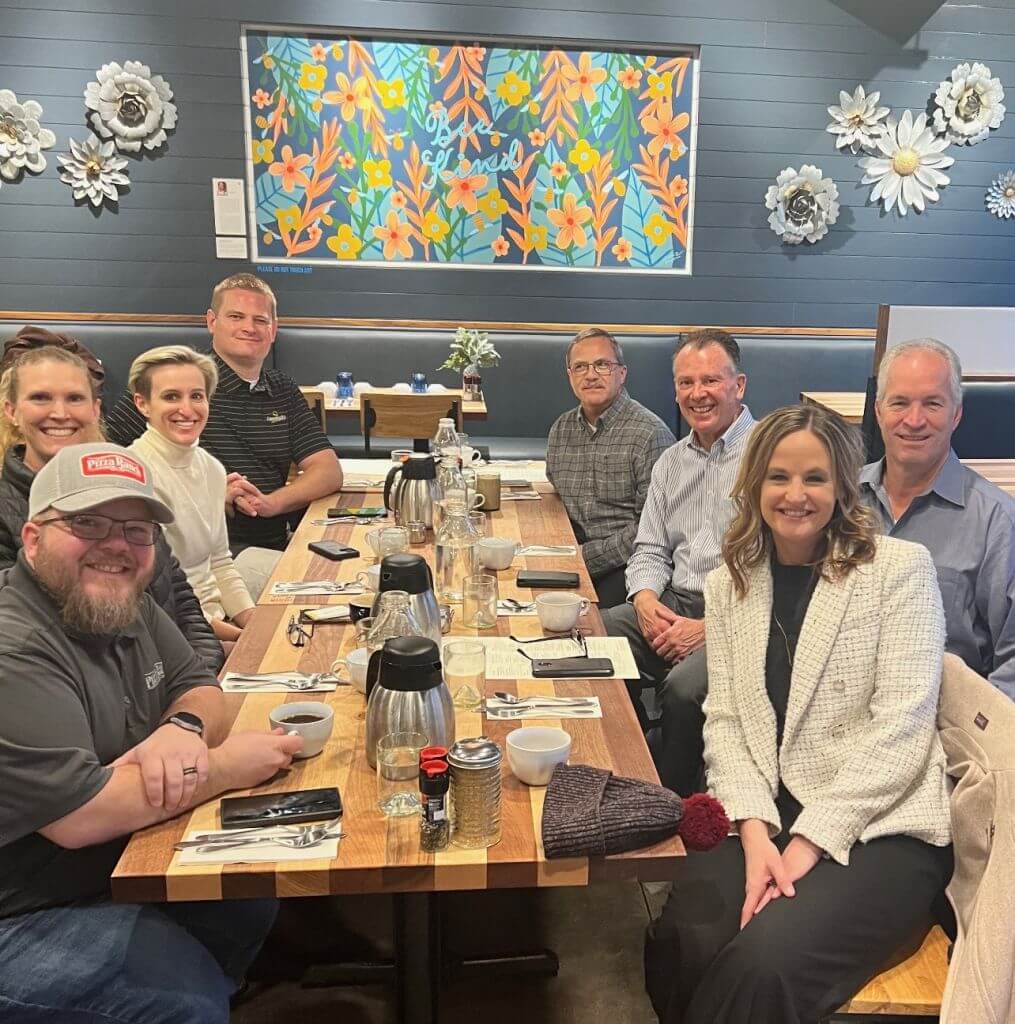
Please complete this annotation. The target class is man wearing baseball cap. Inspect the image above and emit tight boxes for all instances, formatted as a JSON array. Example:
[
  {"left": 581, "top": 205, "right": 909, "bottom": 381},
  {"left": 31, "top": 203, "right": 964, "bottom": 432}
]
[{"left": 0, "top": 443, "right": 303, "bottom": 1021}]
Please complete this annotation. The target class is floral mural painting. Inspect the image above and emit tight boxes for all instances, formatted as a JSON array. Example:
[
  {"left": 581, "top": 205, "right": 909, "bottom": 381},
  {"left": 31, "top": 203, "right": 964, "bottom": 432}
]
[{"left": 243, "top": 30, "right": 698, "bottom": 272}]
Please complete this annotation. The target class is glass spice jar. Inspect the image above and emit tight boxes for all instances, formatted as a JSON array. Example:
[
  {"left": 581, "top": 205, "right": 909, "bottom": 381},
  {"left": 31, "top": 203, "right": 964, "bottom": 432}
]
[{"left": 447, "top": 737, "right": 502, "bottom": 849}]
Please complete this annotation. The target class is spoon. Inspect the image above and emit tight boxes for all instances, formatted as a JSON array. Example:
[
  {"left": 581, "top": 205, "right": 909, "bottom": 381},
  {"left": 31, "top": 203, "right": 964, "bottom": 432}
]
[{"left": 492, "top": 691, "right": 596, "bottom": 705}]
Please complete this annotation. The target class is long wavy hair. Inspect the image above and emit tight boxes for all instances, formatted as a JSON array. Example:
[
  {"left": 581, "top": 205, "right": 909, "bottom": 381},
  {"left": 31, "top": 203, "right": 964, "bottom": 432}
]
[{"left": 723, "top": 405, "right": 878, "bottom": 597}]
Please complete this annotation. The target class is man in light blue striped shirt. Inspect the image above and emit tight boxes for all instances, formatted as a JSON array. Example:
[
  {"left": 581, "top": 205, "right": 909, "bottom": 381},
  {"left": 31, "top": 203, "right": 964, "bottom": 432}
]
[{"left": 603, "top": 330, "right": 756, "bottom": 794}]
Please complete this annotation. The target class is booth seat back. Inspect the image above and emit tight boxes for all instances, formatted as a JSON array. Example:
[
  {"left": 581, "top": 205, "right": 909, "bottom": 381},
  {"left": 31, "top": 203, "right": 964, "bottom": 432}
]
[{"left": 952, "top": 380, "right": 1015, "bottom": 459}]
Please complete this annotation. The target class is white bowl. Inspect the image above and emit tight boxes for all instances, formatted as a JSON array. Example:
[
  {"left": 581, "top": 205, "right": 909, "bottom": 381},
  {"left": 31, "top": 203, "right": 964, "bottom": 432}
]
[
  {"left": 506, "top": 726, "right": 571, "bottom": 786},
  {"left": 477, "top": 537, "right": 518, "bottom": 570}
]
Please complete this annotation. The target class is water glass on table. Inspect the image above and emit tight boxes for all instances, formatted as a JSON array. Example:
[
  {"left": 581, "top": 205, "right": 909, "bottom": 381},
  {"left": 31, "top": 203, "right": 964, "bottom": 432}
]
[
  {"left": 462, "top": 573, "right": 498, "bottom": 630},
  {"left": 376, "top": 731, "right": 427, "bottom": 816},
  {"left": 411, "top": 372, "right": 428, "bottom": 394},
  {"left": 445, "top": 640, "right": 486, "bottom": 709},
  {"left": 336, "top": 371, "right": 354, "bottom": 400},
  {"left": 467, "top": 510, "right": 488, "bottom": 537}
]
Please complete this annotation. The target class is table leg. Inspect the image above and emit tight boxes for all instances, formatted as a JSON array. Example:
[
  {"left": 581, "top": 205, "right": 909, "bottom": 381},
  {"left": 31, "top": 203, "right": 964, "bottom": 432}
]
[{"left": 394, "top": 892, "right": 440, "bottom": 1024}]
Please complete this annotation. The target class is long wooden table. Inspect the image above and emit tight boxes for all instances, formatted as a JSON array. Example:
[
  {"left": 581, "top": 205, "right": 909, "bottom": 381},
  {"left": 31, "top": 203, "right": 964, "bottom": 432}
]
[
  {"left": 325, "top": 387, "right": 487, "bottom": 418},
  {"left": 112, "top": 488, "right": 679, "bottom": 1022}
]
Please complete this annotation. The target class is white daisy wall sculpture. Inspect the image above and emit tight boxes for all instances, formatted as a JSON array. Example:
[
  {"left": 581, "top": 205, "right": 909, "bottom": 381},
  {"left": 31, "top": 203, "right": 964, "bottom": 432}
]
[
  {"left": 826, "top": 85, "right": 890, "bottom": 153},
  {"left": 986, "top": 170, "right": 1015, "bottom": 220},
  {"left": 765, "top": 165, "right": 840, "bottom": 244},
  {"left": 932, "top": 62, "right": 1005, "bottom": 146},
  {"left": 859, "top": 110, "right": 954, "bottom": 216},
  {"left": 85, "top": 60, "right": 178, "bottom": 153},
  {"left": 0, "top": 89, "right": 56, "bottom": 185},
  {"left": 58, "top": 134, "right": 130, "bottom": 208}
]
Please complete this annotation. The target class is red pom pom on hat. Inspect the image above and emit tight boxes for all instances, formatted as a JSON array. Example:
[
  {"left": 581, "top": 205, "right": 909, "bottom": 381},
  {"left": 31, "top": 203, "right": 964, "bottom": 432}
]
[{"left": 677, "top": 792, "right": 730, "bottom": 851}]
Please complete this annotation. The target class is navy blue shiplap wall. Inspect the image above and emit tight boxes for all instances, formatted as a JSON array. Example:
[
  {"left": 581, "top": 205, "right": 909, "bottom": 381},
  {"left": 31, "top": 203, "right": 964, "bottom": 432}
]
[{"left": 1, "top": 0, "right": 1013, "bottom": 328}]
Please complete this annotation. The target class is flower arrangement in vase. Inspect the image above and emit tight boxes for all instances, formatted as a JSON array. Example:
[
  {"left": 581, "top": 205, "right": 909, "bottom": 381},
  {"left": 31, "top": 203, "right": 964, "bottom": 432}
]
[{"left": 437, "top": 328, "right": 501, "bottom": 402}]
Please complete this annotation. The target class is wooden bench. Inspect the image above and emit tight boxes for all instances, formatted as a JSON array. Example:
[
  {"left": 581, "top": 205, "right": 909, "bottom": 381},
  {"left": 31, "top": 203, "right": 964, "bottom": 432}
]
[{"left": 834, "top": 925, "right": 947, "bottom": 1019}]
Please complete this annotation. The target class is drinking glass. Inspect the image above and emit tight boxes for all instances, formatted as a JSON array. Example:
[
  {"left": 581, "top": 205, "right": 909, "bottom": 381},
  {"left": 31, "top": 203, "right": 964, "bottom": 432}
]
[
  {"left": 467, "top": 510, "right": 488, "bottom": 537},
  {"left": 411, "top": 372, "right": 428, "bottom": 393},
  {"left": 336, "top": 371, "right": 354, "bottom": 400},
  {"left": 445, "top": 640, "right": 486, "bottom": 709},
  {"left": 462, "top": 574, "right": 497, "bottom": 630},
  {"left": 376, "top": 731, "right": 427, "bottom": 816},
  {"left": 377, "top": 526, "right": 409, "bottom": 558}
]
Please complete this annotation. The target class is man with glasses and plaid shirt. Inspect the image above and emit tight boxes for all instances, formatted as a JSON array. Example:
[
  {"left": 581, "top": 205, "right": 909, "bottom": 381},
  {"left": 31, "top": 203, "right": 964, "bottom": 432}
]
[
  {"left": 0, "top": 443, "right": 302, "bottom": 1022},
  {"left": 546, "top": 328, "right": 675, "bottom": 608}
]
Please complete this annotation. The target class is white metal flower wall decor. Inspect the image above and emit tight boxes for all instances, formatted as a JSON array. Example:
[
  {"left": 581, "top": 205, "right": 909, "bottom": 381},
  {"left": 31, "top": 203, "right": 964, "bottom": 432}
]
[
  {"left": 0, "top": 89, "right": 56, "bottom": 186},
  {"left": 932, "top": 62, "right": 1005, "bottom": 146},
  {"left": 765, "top": 165, "right": 840, "bottom": 244},
  {"left": 84, "top": 60, "right": 177, "bottom": 152},
  {"left": 986, "top": 170, "right": 1015, "bottom": 220},
  {"left": 826, "top": 85, "right": 890, "bottom": 153},
  {"left": 58, "top": 134, "right": 130, "bottom": 208},
  {"left": 859, "top": 110, "right": 953, "bottom": 215}
]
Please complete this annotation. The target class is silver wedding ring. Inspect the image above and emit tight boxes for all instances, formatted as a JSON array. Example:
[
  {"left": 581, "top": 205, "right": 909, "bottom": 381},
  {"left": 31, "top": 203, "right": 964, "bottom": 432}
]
[{"left": 182, "top": 766, "right": 198, "bottom": 776}]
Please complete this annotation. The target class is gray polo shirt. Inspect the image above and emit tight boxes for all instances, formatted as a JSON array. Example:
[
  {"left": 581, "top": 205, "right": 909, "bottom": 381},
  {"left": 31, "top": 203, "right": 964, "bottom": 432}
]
[
  {"left": 0, "top": 555, "right": 219, "bottom": 919},
  {"left": 860, "top": 451, "right": 1015, "bottom": 700}
]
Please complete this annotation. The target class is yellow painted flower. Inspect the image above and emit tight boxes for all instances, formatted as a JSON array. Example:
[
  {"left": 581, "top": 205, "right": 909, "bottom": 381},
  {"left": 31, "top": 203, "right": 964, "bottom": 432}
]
[
  {"left": 363, "top": 158, "right": 393, "bottom": 190},
  {"left": 495, "top": 72, "right": 531, "bottom": 107},
  {"left": 276, "top": 205, "right": 302, "bottom": 233},
  {"left": 568, "top": 139, "right": 600, "bottom": 174},
  {"left": 428, "top": 47, "right": 440, "bottom": 65},
  {"left": 524, "top": 223, "right": 548, "bottom": 250},
  {"left": 646, "top": 72, "right": 673, "bottom": 101},
  {"left": 490, "top": 132, "right": 502, "bottom": 146},
  {"left": 311, "top": 99, "right": 323, "bottom": 113},
  {"left": 613, "top": 178, "right": 627, "bottom": 196},
  {"left": 422, "top": 210, "right": 450, "bottom": 242},
  {"left": 478, "top": 189, "right": 508, "bottom": 220},
  {"left": 331, "top": 44, "right": 344, "bottom": 59},
  {"left": 251, "top": 139, "right": 275, "bottom": 164},
  {"left": 377, "top": 78, "right": 407, "bottom": 110},
  {"left": 347, "top": 189, "right": 360, "bottom": 206},
  {"left": 527, "top": 101, "right": 540, "bottom": 115},
  {"left": 255, "top": 115, "right": 268, "bottom": 129},
  {"left": 644, "top": 56, "right": 657, "bottom": 68},
  {"left": 326, "top": 223, "right": 364, "bottom": 260},
  {"left": 299, "top": 62, "right": 327, "bottom": 92},
  {"left": 262, "top": 56, "right": 275, "bottom": 70},
  {"left": 644, "top": 213, "right": 673, "bottom": 247}
]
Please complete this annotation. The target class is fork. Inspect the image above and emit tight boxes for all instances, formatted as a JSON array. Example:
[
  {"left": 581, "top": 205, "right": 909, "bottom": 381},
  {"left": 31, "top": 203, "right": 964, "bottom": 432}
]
[
  {"left": 485, "top": 706, "right": 598, "bottom": 719},
  {"left": 224, "top": 673, "right": 338, "bottom": 690},
  {"left": 176, "top": 823, "right": 345, "bottom": 853}
]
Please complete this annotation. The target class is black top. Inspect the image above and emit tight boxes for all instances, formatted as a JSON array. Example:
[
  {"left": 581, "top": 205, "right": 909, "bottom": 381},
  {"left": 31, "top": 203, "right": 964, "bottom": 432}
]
[
  {"left": 765, "top": 556, "right": 818, "bottom": 825},
  {"left": 105, "top": 351, "right": 333, "bottom": 550}
]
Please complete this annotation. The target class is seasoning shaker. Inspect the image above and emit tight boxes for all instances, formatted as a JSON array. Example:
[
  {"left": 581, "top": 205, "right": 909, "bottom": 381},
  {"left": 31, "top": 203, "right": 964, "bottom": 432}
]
[
  {"left": 447, "top": 737, "right": 502, "bottom": 849},
  {"left": 419, "top": 759, "right": 450, "bottom": 852}
]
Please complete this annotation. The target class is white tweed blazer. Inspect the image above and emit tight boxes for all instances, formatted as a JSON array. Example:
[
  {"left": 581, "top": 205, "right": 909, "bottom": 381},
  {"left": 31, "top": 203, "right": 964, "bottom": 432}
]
[{"left": 702, "top": 534, "right": 952, "bottom": 865}]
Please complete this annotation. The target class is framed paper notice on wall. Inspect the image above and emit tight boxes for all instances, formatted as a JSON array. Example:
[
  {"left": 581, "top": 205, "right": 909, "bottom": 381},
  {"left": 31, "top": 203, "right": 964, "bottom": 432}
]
[{"left": 241, "top": 27, "right": 699, "bottom": 274}]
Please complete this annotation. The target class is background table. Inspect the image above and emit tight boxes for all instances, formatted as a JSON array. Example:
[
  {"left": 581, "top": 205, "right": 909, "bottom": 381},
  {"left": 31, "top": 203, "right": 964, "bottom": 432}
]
[
  {"left": 800, "top": 390, "right": 865, "bottom": 424},
  {"left": 325, "top": 388, "right": 487, "bottom": 419}
]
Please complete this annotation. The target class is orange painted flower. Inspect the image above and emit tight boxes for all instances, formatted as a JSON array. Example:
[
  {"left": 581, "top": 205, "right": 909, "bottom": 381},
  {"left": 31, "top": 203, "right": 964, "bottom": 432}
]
[
  {"left": 547, "top": 193, "right": 592, "bottom": 250},
  {"left": 391, "top": 191, "right": 407, "bottom": 209},
  {"left": 562, "top": 52, "right": 607, "bottom": 106},
  {"left": 617, "top": 66, "right": 642, "bottom": 91},
  {"left": 268, "top": 145, "right": 312, "bottom": 193},
  {"left": 528, "top": 128, "right": 546, "bottom": 147},
  {"left": 465, "top": 46, "right": 487, "bottom": 61},
  {"left": 491, "top": 235, "right": 510, "bottom": 257},
  {"left": 338, "top": 151, "right": 356, "bottom": 170},
  {"left": 323, "top": 72, "right": 371, "bottom": 121},
  {"left": 373, "top": 211, "right": 413, "bottom": 260},
  {"left": 642, "top": 110, "right": 690, "bottom": 157},
  {"left": 310, "top": 43, "right": 328, "bottom": 62},
  {"left": 611, "top": 237, "right": 632, "bottom": 262},
  {"left": 550, "top": 161, "right": 567, "bottom": 180},
  {"left": 252, "top": 88, "right": 272, "bottom": 109},
  {"left": 307, "top": 223, "right": 323, "bottom": 245},
  {"left": 445, "top": 172, "right": 489, "bottom": 214},
  {"left": 672, "top": 175, "right": 688, "bottom": 197}
]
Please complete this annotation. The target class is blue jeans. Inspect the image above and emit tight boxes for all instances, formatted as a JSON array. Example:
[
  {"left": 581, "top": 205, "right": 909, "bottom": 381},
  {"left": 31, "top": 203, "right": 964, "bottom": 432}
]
[{"left": 0, "top": 898, "right": 277, "bottom": 1023}]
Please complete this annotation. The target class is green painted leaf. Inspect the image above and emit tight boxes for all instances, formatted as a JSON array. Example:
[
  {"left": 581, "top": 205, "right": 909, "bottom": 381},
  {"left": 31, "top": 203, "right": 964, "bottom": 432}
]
[
  {"left": 622, "top": 172, "right": 671, "bottom": 269},
  {"left": 255, "top": 171, "right": 306, "bottom": 231}
]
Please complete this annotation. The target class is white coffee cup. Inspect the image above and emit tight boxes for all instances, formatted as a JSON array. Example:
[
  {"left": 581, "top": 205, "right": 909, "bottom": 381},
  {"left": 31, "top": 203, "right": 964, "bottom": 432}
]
[
  {"left": 477, "top": 537, "right": 518, "bottom": 570},
  {"left": 535, "top": 592, "right": 591, "bottom": 632},
  {"left": 356, "top": 565, "right": 381, "bottom": 591},
  {"left": 342, "top": 648, "right": 370, "bottom": 694},
  {"left": 506, "top": 726, "right": 572, "bottom": 786},
  {"left": 460, "top": 444, "right": 482, "bottom": 465},
  {"left": 268, "top": 701, "right": 334, "bottom": 759}
]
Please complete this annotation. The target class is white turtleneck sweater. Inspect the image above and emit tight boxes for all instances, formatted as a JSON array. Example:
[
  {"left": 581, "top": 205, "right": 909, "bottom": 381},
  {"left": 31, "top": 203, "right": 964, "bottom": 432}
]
[{"left": 131, "top": 425, "right": 255, "bottom": 622}]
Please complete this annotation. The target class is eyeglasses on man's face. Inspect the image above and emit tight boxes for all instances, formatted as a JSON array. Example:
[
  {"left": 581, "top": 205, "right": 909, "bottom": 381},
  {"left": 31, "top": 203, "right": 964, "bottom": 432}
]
[
  {"left": 567, "top": 359, "right": 623, "bottom": 377},
  {"left": 40, "top": 513, "right": 160, "bottom": 546}
]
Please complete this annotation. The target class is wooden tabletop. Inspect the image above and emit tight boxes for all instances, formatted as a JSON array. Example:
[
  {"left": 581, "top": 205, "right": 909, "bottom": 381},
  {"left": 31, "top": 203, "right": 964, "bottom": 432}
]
[
  {"left": 111, "top": 605, "right": 682, "bottom": 905},
  {"left": 800, "top": 391, "right": 866, "bottom": 424},
  {"left": 324, "top": 387, "right": 487, "bottom": 418},
  {"left": 259, "top": 487, "right": 598, "bottom": 606}
]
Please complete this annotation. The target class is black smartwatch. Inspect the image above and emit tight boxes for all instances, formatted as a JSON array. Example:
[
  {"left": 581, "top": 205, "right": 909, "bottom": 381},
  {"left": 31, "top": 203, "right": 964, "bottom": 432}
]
[{"left": 165, "top": 712, "right": 205, "bottom": 739}]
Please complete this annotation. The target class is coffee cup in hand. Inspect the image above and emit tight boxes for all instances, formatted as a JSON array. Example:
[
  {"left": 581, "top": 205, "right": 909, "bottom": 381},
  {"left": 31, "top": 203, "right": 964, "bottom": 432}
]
[
  {"left": 535, "top": 593, "right": 590, "bottom": 632},
  {"left": 268, "top": 702, "right": 334, "bottom": 758}
]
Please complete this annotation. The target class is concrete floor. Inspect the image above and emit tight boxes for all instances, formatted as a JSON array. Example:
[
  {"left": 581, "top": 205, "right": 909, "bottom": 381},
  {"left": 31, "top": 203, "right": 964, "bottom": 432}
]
[{"left": 234, "top": 883, "right": 659, "bottom": 1023}]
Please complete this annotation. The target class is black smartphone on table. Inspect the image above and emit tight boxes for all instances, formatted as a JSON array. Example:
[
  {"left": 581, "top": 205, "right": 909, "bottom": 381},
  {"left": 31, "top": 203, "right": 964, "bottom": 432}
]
[
  {"left": 308, "top": 540, "right": 360, "bottom": 561},
  {"left": 516, "top": 570, "right": 580, "bottom": 589},
  {"left": 531, "top": 657, "right": 615, "bottom": 678},
  {"left": 220, "top": 787, "right": 343, "bottom": 829}
]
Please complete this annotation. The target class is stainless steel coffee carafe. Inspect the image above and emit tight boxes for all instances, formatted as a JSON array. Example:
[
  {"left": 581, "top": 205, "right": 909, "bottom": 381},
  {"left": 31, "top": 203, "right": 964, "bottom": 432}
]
[
  {"left": 372, "top": 553, "right": 442, "bottom": 647},
  {"left": 384, "top": 453, "right": 439, "bottom": 527}
]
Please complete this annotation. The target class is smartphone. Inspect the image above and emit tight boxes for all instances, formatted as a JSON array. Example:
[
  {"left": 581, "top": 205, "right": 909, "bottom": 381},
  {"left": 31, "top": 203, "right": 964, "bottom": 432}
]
[
  {"left": 300, "top": 605, "right": 351, "bottom": 624},
  {"left": 327, "top": 506, "right": 386, "bottom": 518},
  {"left": 220, "top": 787, "right": 343, "bottom": 830},
  {"left": 516, "top": 570, "right": 580, "bottom": 589},
  {"left": 308, "top": 540, "right": 360, "bottom": 561},
  {"left": 531, "top": 657, "right": 615, "bottom": 678}
]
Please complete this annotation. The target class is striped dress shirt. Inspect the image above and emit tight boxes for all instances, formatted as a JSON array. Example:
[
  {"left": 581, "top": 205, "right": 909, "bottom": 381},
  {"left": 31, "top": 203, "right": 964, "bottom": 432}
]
[{"left": 625, "top": 406, "right": 756, "bottom": 599}]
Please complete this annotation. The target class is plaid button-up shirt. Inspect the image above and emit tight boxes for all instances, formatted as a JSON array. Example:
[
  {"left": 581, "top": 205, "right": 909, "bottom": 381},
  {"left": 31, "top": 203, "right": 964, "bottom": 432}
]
[{"left": 546, "top": 390, "right": 675, "bottom": 578}]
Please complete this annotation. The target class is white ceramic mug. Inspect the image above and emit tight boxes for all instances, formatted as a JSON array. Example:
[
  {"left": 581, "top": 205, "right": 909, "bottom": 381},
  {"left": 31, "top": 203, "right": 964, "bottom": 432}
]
[
  {"left": 268, "top": 701, "right": 334, "bottom": 759},
  {"left": 339, "top": 648, "right": 370, "bottom": 694},
  {"left": 535, "top": 592, "right": 591, "bottom": 632},
  {"left": 459, "top": 445, "right": 483, "bottom": 465},
  {"left": 356, "top": 565, "right": 381, "bottom": 591},
  {"left": 506, "top": 726, "right": 572, "bottom": 786},
  {"left": 477, "top": 537, "right": 518, "bottom": 570}
]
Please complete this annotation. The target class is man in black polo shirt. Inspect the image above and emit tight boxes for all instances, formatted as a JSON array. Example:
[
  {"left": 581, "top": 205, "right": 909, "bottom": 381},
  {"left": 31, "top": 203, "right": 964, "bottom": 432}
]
[
  {"left": 0, "top": 443, "right": 303, "bottom": 1022},
  {"left": 106, "top": 273, "right": 343, "bottom": 552}
]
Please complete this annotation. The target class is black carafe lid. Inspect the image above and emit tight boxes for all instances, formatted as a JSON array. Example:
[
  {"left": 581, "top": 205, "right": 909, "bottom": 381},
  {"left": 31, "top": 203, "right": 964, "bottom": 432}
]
[
  {"left": 402, "top": 453, "right": 437, "bottom": 480},
  {"left": 376, "top": 636, "right": 443, "bottom": 692},
  {"left": 379, "top": 553, "right": 433, "bottom": 595}
]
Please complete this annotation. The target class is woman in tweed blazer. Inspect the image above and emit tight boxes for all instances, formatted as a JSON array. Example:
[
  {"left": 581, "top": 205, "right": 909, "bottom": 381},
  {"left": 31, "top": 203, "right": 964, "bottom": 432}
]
[{"left": 645, "top": 405, "right": 953, "bottom": 1024}]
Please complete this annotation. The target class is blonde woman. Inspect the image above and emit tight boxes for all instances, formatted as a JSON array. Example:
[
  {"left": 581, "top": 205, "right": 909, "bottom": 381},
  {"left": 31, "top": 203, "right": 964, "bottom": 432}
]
[
  {"left": 129, "top": 346, "right": 276, "bottom": 646},
  {"left": 0, "top": 342, "right": 224, "bottom": 671},
  {"left": 645, "top": 405, "right": 952, "bottom": 1024}
]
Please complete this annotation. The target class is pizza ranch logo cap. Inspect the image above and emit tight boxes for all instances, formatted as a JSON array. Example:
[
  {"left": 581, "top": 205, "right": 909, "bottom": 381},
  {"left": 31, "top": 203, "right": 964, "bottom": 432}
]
[{"left": 28, "top": 443, "right": 175, "bottom": 524}]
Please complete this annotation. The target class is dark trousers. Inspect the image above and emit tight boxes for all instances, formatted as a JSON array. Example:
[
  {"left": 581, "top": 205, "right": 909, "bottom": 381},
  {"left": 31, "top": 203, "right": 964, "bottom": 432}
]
[
  {"left": 591, "top": 564, "right": 629, "bottom": 610},
  {"left": 645, "top": 831, "right": 953, "bottom": 1024},
  {"left": 601, "top": 587, "right": 708, "bottom": 795}
]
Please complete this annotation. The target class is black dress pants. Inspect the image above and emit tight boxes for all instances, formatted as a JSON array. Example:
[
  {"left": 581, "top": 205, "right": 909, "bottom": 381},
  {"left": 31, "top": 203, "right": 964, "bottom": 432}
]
[{"left": 645, "top": 830, "right": 952, "bottom": 1024}]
